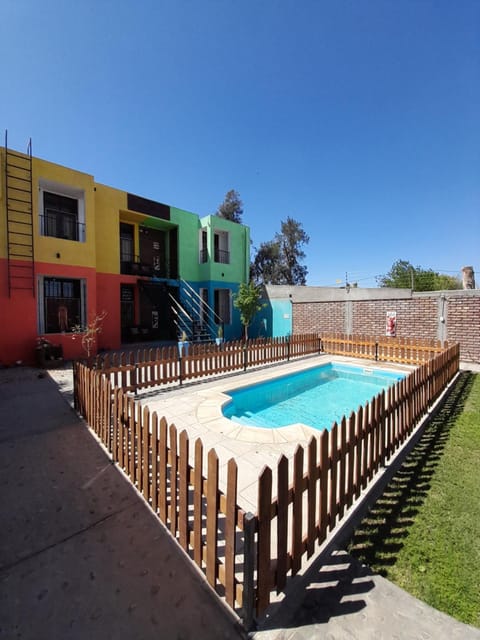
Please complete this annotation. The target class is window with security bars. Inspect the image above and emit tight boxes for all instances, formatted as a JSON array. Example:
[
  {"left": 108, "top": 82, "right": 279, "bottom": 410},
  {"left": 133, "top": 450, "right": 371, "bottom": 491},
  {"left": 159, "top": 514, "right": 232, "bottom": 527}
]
[{"left": 41, "top": 277, "right": 85, "bottom": 333}]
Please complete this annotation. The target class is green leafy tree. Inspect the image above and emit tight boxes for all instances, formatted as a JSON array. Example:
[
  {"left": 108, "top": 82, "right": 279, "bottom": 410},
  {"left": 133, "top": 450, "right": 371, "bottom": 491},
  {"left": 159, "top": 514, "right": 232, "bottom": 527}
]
[
  {"left": 251, "top": 217, "right": 309, "bottom": 285},
  {"left": 276, "top": 217, "right": 309, "bottom": 285},
  {"left": 233, "top": 281, "right": 266, "bottom": 340},
  {"left": 251, "top": 240, "right": 282, "bottom": 284},
  {"left": 377, "top": 260, "right": 462, "bottom": 291},
  {"left": 215, "top": 189, "right": 243, "bottom": 223}
]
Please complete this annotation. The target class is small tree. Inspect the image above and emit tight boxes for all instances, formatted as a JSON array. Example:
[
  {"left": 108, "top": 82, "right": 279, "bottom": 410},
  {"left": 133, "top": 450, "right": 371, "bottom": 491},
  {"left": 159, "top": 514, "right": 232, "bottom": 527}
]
[
  {"left": 233, "top": 281, "right": 266, "bottom": 340},
  {"left": 71, "top": 311, "right": 107, "bottom": 361}
]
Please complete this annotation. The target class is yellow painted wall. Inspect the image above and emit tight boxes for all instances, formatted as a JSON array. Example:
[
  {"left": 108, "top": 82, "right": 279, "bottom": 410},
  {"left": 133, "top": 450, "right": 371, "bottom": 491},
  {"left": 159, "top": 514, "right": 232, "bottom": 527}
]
[
  {"left": 33, "top": 157, "right": 96, "bottom": 268},
  {"left": 94, "top": 183, "right": 128, "bottom": 274}
]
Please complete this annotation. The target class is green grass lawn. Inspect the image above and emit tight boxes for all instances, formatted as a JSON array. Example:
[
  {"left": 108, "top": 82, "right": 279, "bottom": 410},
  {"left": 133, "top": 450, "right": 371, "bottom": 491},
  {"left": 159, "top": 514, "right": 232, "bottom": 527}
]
[{"left": 348, "top": 371, "right": 480, "bottom": 628}]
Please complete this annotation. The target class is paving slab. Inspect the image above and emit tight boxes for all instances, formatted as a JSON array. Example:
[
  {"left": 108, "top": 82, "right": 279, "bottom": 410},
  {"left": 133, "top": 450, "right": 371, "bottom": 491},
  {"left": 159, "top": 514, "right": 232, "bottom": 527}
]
[
  {"left": 253, "top": 548, "right": 480, "bottom": 640},
  {"left": 0, "top": 367, "right": 246, "bottom": 640}
]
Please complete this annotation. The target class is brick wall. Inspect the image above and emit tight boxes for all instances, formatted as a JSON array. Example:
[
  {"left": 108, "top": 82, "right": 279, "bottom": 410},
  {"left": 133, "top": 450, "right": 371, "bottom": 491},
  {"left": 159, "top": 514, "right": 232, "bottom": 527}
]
[
  {"left": 292, "top": 291, "right": 479, "bottom": 364},
  {"left": 294, "top": 302, "right": 345, "bottom": 334},
  {"left": 446, "top": 296, "right": 480, "bottom": 364}
]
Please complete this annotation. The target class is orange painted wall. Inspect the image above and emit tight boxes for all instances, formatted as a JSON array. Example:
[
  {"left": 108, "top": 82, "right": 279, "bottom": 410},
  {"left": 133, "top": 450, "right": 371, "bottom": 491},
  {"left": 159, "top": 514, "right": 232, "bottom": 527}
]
[
  {"left": 0, "top": 259, "right": 97, "bottom": 365},
  {"left": 0, "top": 259, "right": 37, "bottom": 366},
  {"left": 96, "top": 272, "right": 123, "bottom": 351}
]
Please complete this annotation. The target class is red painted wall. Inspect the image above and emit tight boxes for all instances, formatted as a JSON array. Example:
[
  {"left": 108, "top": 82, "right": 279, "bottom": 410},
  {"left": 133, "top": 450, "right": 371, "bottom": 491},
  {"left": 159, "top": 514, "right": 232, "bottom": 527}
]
[
  {"left": 0, "top": 259, "right": 97, "bottom": 365},
  {"left": 95, "top": 272, "right": 123, "bottom": 351},
  {"left": 0, "top": 271, "right": 37, "bottom": 366},
  {"left": 1, "top": 261, "right": 158, "bottom": 364}
]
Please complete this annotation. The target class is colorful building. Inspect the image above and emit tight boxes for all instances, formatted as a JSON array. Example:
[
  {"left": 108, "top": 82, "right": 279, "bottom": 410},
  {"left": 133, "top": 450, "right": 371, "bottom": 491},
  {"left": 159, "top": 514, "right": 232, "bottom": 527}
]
[{"left": 0, "top": 140, "right": 250, "bottom": 365}]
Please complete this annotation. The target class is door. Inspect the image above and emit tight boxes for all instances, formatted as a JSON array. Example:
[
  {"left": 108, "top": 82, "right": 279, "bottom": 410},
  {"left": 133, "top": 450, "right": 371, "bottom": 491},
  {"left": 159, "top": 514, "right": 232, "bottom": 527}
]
[{"left": 120, "top": 284, "right": 135, "bottom": 341}]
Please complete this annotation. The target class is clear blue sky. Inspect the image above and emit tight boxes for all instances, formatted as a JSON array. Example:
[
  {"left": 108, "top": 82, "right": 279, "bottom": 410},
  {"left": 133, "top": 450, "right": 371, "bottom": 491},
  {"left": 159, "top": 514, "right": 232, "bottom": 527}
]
[{"left": 1, "top": 0, "right": 479, "bottom": 287}]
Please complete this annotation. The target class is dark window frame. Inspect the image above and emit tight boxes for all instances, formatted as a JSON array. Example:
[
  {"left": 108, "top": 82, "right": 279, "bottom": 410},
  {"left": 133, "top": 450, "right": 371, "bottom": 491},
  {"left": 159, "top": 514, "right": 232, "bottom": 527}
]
[
  {"left": 42, "top": 276, "right": 83, "bottom": 334},
  {"left": 42, "top": 191, "right": 81, "bottom": 241}
]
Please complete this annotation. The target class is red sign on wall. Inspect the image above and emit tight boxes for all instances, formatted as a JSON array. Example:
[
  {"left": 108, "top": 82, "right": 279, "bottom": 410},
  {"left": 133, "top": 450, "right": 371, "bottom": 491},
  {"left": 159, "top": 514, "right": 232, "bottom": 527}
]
[{"left": 386, "top": 311, "right": 397, "bottom": 337}]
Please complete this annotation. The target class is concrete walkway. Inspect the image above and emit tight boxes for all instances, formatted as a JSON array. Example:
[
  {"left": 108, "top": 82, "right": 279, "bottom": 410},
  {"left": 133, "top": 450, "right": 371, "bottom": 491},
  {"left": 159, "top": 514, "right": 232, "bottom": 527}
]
[
  {"left": 1, "top": 364, "right": 479, "bottom": 640},
  {"left": 0, "top": 367, "right": 246, "bottom": 640}
]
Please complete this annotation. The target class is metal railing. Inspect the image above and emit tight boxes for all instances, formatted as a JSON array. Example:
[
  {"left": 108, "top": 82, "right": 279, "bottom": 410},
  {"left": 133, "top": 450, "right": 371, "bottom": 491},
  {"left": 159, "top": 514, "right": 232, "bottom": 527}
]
[
  {"left": 40, "top": 213, "right": 86, "bottom": 242},
  {"left": 214, "top": 248, "right": 230, "bottom": 264}
]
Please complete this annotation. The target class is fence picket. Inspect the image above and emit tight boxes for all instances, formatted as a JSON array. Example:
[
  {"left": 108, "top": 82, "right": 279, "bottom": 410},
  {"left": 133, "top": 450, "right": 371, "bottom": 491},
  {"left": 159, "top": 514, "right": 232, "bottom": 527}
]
[
  {"left": 158, "top": 417, "right": 168, "bottom": 523},
  {"left": 276, "top": 455, "right": 289, "bottom": 593},
  {"left": 225, "top": 458, "right": 238, "bottom": 607},
  {"left": 151, "top": 412, "right": 158, "bottom": 515},
  {"left": 291, "top": 445, "right": 304, "bottom": 575},
  {"left": 206, "top": 449, "right": 219, "bottom": 588},
  {"left": 169, "top": 424, "right": 178, "bottom": 535},
  {"left": 142, "top": 405, "right": 150, "bottom": 500},
  {"left": 318, "top": 430, "right": 329, "bottom": 542},
  {"left": 307, "top": 437, "right": 317, "bottom": 558},
  {"left": 347, "top": 412, "right": 355, "bottom": 507},
  {"left": 338, "top": 417, "right": 347, "bottom": 519},
  {"left": 178, "top": 430, "right": 189, "bottom": 550},
  {"left": 257, "top": 465, "right": 272, "bottom": 614},
  {"left": 329, "top": 423, "right": 338, "bottom": 531},
  {"left": 193, "top": 438, "right": 204, "bottom": 567},
  {"left": 128, "top": 396, "right": 135, "bottom": 481},
  {"left": 354, "top": 406, "right": 363, "bottom": 498}
]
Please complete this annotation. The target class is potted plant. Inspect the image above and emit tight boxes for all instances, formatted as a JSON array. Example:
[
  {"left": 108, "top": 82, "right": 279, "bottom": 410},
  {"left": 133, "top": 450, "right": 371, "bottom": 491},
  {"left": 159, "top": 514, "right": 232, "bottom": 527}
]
[
  {"left": 215, "top": 324, "right": 224, "bottom": 346},
  {"left": 178, "top": 330, "right": 189, "bottom": 357}
]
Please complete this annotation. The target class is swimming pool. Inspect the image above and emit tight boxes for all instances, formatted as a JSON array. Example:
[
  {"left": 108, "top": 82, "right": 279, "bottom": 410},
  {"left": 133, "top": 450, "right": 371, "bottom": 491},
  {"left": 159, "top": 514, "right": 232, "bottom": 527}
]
[{"left": 222, "top": 363, "right": 405, "bottom": 431}]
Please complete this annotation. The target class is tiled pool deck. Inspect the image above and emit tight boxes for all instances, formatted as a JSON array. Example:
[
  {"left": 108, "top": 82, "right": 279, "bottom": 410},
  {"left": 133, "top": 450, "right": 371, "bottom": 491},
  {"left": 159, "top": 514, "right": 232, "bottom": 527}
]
[{"left": 136, "top": 355, "right": 413, "bottom": 513}]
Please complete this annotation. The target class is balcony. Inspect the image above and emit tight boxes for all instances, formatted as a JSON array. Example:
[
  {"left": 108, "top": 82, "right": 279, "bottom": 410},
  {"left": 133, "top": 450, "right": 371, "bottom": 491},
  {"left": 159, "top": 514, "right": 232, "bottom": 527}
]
[
  {"left": 214, "top": 248, "right": 230, "bottom": 264},
  {"left": 120, "top": 256, "right": 178, "bottom": 279},
  {"left": 40, "top": 213, "right": 86, "bottom": 242}
]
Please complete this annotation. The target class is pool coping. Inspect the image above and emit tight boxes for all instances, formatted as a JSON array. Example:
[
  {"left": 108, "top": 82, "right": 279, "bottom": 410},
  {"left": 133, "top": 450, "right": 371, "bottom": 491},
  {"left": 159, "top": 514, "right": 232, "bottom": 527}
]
[{"left": 138, "top": 355, "right": 414, "bottom": 511}]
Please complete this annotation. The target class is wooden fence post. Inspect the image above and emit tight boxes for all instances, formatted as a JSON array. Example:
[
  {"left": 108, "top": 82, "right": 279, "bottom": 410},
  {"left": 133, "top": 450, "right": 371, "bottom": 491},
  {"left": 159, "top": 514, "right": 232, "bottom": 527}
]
[
  {"left": 206, "top": 449, "right": 219, "bottom": 588},
  {"left": 257, "top": 465, "right": 272, "bottom": 614},
  {"left": 178, "top": 352, "right": 183, "bottom": 386},
  {"left": 242, "top": 511, "right": 256, "bottom": 631}
]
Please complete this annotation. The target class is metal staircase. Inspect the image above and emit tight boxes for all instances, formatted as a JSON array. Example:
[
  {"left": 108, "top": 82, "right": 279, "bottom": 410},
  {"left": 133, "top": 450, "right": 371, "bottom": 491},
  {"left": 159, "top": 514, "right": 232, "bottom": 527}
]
[
  {"left": 170, "top": 279, "right": 222, "bottom": 342},
  {"left": 4, "top": 131, "right": 35, "bottom": 296}
]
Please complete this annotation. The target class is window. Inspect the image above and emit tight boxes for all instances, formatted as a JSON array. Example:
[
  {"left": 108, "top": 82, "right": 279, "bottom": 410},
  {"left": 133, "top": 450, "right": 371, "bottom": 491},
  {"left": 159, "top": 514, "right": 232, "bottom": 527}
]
[
  {"left": 199, "top": 228, "right": 208, "bottom": 263},
  {"left": 39, "top": 180, "right": 85, "bottom": 242},
  {"left": 120, "top": 284, "right": 135, "bottom": 338},
  {"left": 214, "top": 230, "right": 230, "bottom": 264},
  {"left": 120, "top": 223, "right": 134, "bottom": 272},
  {"left": 214, "top": 288, "right": 231, "bottom": 324},
  {"left": 38, "top": 276, "right": 86, "bottom": 333}
]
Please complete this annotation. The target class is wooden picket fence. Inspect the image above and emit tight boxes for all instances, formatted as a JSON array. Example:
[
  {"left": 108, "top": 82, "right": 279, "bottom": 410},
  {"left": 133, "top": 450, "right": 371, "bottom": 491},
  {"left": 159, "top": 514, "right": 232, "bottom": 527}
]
[
  {"left": 73, "top": 336, "right": 460, "bottom": 628},
  {"left": 92, "top": 334, "right": 446, "bottom": 394},
  {"left": 73, "top": 363, "right": 249, "bottom": 615},
  {"left": 93, "top": 334, "right": 320, "bottom": 392},
  {"left": 253, "top": 342, "right": 459, "bottom": 615},
  {"left": 320, "top": 333, "right": 446, "bottom": 364}
]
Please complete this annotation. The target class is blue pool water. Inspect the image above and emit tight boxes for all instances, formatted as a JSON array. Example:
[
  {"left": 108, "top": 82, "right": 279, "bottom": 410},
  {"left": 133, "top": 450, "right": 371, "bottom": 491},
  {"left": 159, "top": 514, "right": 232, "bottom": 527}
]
[{"left": 222, "top": 363, "right": 405, "bottom": 431}]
